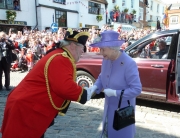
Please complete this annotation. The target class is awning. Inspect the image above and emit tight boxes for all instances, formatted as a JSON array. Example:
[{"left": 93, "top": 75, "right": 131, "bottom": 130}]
[{"left": 0, "top": 20, "right": 27, "bottom": 26}]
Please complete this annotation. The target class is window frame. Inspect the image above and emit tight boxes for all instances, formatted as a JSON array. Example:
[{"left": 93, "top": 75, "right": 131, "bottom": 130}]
[
  {"left": 53, "top": 0, "right": 66, "bottom": 4},
  {"left": 128, "top": 35, "right": 173, "bottom": 60},
  {"left": 88, "top": 1, "right": 101, "bottom": 15},
  {"left": 150, "top": 1, "right": 153, "bottom": 11},
  {"left": 0, "top": 0, "right": 20, "bottom": 10},
  {"left": 122, "top": 0, "right": 126, "bottom": 6},
  {"left": 131, "top": 0, "right": 134, "bottom": 8},
  {"left": 157, "top": 4, "right": 159, "bottom": 13},
  {"left": 139, "top": 7, "right": 144, "bottom": 20},
  {"left": 170, "top": 16, "right": 179, "bottom": 24},
  {"left": 150, "top": 15, "right": 152, "bottom": 20},
  {"left": 162, "top": 7, "right": 164, "bottom": 14},
  {"left": 55, "top": 10, "right": 67, "bottom": 27}
]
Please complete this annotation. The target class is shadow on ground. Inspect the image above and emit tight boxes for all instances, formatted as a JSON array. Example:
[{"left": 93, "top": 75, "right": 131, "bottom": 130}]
[{"left": 44, "top": 99, "right": 180, "bottom": 138}]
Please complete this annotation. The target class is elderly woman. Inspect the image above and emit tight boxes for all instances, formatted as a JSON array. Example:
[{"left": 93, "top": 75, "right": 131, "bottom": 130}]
[{"left": 89, "top": 30, "right": 142, "bottom": 138}]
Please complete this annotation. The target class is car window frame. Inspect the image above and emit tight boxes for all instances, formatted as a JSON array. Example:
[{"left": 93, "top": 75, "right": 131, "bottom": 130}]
[{"left": 126, "top": 34, "right": 174, "bottom": 60}]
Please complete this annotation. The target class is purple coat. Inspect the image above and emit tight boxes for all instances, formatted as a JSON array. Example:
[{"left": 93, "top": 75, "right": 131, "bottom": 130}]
[{"left": 94, "top": 50, "right": 142, "bottom": 138}]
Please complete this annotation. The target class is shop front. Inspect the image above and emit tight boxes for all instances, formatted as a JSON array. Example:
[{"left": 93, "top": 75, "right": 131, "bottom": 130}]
[
  {"left": 85, "top": 24, "right": 99, "bottom": 29},
  {"left": 0, "top": 20, "right": 29, "bottom": 34}
]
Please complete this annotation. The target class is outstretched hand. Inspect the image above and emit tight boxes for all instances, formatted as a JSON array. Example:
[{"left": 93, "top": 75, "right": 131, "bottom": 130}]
[{"left": 84, "top": 87, "right": 93, "bottom": 101}]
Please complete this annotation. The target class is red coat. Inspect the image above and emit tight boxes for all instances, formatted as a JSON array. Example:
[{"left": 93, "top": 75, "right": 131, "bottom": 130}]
[
  {"left": 1, "top": 48, "right": 87, "bottom": 138},
  {"left": 26, "top": 53, "right": 33, "bottom": 62}
]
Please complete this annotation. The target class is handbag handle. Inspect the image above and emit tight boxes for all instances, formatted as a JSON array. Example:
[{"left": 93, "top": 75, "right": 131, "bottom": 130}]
[{"left": 118, "top": 90, "right": 130, "bottom": 108}]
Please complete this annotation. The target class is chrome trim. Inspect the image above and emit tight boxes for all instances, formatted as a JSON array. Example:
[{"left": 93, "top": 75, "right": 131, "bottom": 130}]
[{"left": 141, "top": 91, "right": 166, "bottom": 97}]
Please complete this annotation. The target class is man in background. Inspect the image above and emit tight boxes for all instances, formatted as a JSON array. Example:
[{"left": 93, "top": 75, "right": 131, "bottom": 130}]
[{"left": 0, "top": 32, "right": 15, "bottom": 91}]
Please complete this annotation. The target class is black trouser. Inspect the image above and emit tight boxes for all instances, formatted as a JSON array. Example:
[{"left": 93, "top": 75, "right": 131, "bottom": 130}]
[{"left": 0, "top": 57, "right": 11, "bottom": 89}]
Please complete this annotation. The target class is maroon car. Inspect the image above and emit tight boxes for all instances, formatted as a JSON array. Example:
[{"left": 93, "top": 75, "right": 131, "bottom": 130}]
[{"left": 76, "top": 29, "right": 180, "bottom": 104}]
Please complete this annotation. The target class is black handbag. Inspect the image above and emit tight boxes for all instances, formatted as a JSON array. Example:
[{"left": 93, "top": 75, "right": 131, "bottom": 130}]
[{"left": 113, "top": 90, "right": 135, "bottom": 131}]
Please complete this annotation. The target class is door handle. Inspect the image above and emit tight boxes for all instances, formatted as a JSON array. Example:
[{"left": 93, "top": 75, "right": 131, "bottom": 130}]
[{"left": 151, "top": 64, "right": 164, "bottom": 68}]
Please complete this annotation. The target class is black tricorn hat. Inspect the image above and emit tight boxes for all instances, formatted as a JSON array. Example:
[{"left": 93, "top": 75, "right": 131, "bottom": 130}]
[{"left": 64, "top": 28, "right": 90, "bottom": 46}]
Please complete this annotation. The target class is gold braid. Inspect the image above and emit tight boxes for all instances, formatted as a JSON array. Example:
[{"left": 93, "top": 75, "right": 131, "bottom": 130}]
[{"left": 44, "top": 49, "right": 76, "bottom": 113}]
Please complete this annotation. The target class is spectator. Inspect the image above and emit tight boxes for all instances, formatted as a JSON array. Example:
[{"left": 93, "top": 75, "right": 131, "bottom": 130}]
[
  {"left": 18, "top": 47, "right": 27, "bottom": 72},
  {"left": 32, "top": 40, "right": 42, "bottom": 64},
  {"left": 153, "top": 40, "right": 167, "bottom": 59},
  {"left": 113, "top": 12, "right": 117, "bottom": 22},
  {"left": 156, "top": 19, "right": 161, "bottom": 30},
  {"left": 10, "top": 59, "right": 18, "bottom": 71},
  {"left": 110, "top": 10, "right": 114, "bottom": 21},
  {"left": 0, "top": 32, "right": 15, "bottom": 90},
  {"left": 91, "top": 26, "right": 96, "bottom": 34},
  {"left": 129, "top": 14, "right": 133, "bottom": 24},
  {"left": 121, "top": 11, "right": 124, "bottom": 23},
  {"left": 125, "top": 13, "right": 129, "bottom": 23},
  {"left": 26, "top": 48, "right": 34, "bottom": 72},
  {"left": 13, "top": 0, "right": 20, "bottom": 10},
  {"left": 117, "top": 25, "right": 122, "bottom": 33},
  {"left": 116, "top": 10, "right": 120, "bottom": 22}
]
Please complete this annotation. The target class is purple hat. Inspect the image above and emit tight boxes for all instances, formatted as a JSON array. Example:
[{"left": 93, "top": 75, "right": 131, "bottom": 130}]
[{"left": 90, "top": 30, "right": 125, "bottom": 48}]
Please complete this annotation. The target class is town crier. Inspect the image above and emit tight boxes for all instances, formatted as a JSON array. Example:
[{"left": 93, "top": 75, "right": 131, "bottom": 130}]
[{"left": 1, "top": 28, "right": 92, "bottom": 138}]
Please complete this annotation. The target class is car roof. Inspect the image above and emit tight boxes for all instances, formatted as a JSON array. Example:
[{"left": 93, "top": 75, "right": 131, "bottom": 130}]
[{"left": 125, "top": 29, "right": 180, "bottom": 52}]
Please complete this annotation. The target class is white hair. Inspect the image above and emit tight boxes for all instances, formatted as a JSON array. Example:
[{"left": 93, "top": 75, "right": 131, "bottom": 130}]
[
  {"left": 59, "top": 40, "right": 75, "bottom": 47},
  {"left": 108, "top": 46, "right": 120, "bottom": 51}
]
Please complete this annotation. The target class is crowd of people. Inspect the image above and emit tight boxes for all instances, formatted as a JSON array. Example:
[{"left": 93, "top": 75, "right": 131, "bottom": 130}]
[
  {"left": 109, "top": 10, "right": 136, "bottom": 24},
  {"left": 0, "top": 25, "right": 157, "bottom": 74}
]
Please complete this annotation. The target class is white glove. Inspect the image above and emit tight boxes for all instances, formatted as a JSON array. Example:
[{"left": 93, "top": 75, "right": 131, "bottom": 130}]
[
  {"left": 103, "top": 88, "right": 117, "bottom": 97},
  {"left": 84, "top": 87, "right": 92, "bottom": 101},
  {"left": 89, "top": 85, "right": 98, "bottom": 94}
]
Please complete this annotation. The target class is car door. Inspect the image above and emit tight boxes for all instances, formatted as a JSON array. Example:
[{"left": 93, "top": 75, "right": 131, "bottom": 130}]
[
  {"left": 167, "top": 33, "right": 180, "bottom": 103},
  {"left": 134, "top": 58, "right": 171, "bottom": 101},
  {"left": 126, "top": 34, "right": 175, "bottom": 101}
]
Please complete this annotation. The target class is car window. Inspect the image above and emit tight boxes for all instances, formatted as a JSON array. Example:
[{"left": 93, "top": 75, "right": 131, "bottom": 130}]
[
  {"left": 165, "top": 36, "right": 172, "bottom": 46},
  {"left": 127, "top": 35, "right": 173, "bottom": 59}
]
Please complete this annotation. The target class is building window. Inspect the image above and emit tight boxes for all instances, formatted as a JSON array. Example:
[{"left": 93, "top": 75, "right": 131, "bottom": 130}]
[
  {"left": 122, "top": 0, "right": 125, "bottom": 6},
  {"left": 157, "top": 4, "right": 159, "bottom": 13},
  {"left": 139, "top": 7, "right": 144, "bottom": 20},
  {"left": 53, "top": 0, "right": 66, "bottom": 4},
  {"left": 146, "top": 14, "right": 148, "bottom": 21},
  {"left": 150, "top": 15, "right": 152, "bottom": 20},
  {"left": 170, "top": 16, "right": 179, "bottom": 24},
  {"left": 150, "top": 1, "right": 153, "bottom": 10},
  {"left": 131, "top": 0, "right": 134, "bottom": 8},
  {"left": 162, "top": 6, "right": 164, "bottom": 14},
  {"left": 88, "top": 2, "right": 101, "bottom": 15},
  {"left": 55, "top": 10, "right": 67, "bottom": 27},
  {"left": 0, "top": 0, "right": 20, "bottom": 10}
]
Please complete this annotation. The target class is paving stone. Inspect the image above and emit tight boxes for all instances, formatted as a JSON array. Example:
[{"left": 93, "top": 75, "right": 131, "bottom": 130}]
[{"left": 0, "top": 72, "right": 180, "bottom": 138}]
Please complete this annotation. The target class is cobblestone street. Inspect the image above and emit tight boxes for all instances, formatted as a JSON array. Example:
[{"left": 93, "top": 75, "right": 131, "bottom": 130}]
[{"left": 0, "top": 72, "right": 180, "bottom": 138}]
